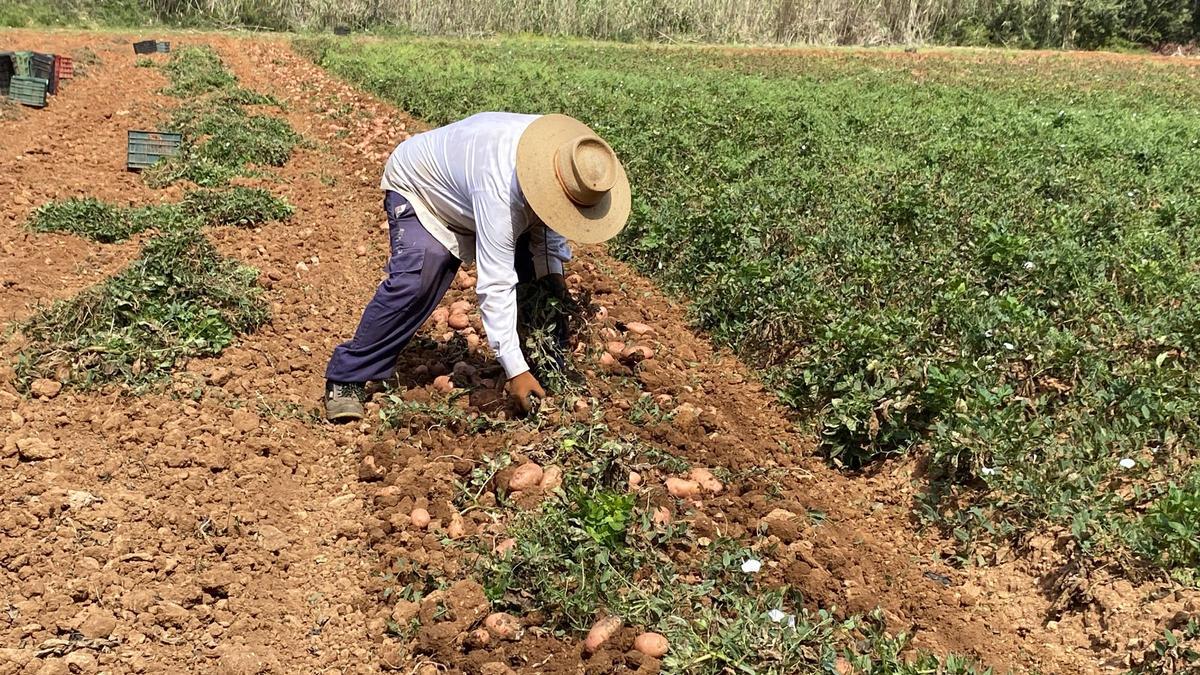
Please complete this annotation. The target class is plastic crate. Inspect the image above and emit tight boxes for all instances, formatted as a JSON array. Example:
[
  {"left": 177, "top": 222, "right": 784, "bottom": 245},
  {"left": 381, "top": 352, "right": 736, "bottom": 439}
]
[
  {"left": 8, "top": 76, "right": 48, "bottom": 108},
  {"left": 12, "top": 51, "right": 32, "bottom": 77},
  {"left": 0, "top": 53, "right": 13, "bottom": 97},
  {"left": 54, "top": 55, "right": 73, "bottom": 80},
  {"left": 156, "top": 41, "right": 171, "bottom": 53},
  {"left": 127, "top": 130, "right": 183, "bottom": 170},
  {"left": 31, "top": 53, "right": 56, "bottom": 95},
  {"left": 133, "top": 40, "right": 157, "bottom": 55}
]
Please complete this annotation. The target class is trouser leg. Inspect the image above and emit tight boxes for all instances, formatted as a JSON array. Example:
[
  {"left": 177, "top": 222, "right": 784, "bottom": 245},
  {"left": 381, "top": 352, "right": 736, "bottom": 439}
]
[{"left": 325, "top": 191, "right": 460, "bottom": 384}]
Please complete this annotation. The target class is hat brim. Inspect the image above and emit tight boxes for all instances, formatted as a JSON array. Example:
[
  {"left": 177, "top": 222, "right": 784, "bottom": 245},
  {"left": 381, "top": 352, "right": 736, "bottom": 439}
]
[{"left": 516, "top": 114, "right": 631, "bottom": 245}]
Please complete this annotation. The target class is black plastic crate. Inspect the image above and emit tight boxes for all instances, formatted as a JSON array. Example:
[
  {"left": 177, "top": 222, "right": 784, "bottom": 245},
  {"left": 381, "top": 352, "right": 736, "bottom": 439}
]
[
  {"left": 0, "top": 53, "right": 13, "bottom": 97},
  {"left": 31, "top": 53, "right": 56, "bottom": 95},
  {"left": 133, "top": 40, "right": 157, "bottom": 55},
  {"left": 9, "top": 76, "right": 48, "bottom": 108}
]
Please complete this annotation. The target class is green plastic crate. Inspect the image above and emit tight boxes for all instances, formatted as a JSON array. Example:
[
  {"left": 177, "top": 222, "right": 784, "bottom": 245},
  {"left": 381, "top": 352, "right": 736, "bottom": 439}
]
[
  {"left": 127, "top": 130, "right": 183, "bottom": 170},
  {"left": 12, "top": 51, "right": 32, "bottom": 77},
  {"left": 8, "top": 76, "right": 48, "bottom": 108}
]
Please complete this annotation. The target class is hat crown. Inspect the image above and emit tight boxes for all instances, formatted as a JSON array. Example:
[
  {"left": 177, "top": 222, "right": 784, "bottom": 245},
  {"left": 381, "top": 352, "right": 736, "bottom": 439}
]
[{"left": 555, "top": 135, "right": 616, "bottom": 207}]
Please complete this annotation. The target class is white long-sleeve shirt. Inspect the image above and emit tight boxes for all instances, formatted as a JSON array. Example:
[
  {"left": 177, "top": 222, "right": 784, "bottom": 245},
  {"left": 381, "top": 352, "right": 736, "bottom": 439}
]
[{"left": 380, "top": 112, "right": 572, "bottom": 379}]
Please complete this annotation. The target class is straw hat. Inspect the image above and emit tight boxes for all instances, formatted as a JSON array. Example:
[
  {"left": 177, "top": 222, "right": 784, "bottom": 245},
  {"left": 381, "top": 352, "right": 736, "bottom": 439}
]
[{"left": 516, "top": 114, "right": 631, "bottom": 244}]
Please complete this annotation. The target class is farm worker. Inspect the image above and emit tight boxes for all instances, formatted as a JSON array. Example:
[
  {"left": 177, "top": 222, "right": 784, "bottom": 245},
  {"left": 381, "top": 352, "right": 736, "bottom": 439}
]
[{"left": 323, "top": 112, "right": 631, "bottom": 422}]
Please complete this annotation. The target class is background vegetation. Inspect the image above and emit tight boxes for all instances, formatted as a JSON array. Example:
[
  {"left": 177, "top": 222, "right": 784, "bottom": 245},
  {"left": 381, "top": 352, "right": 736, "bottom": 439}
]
[
  {"left": 302, "top": 35, "right": 1200, "bottom": 580},
  {"left": 2, "top": 0, "right": 1197, "bottom": 49}
]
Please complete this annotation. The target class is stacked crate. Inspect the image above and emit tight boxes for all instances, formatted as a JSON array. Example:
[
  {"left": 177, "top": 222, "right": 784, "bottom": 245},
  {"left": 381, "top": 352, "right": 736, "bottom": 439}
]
[
  {"left": 0, "top": 52, "right": 13, "bottom": 97},
  {"left": 31, "top": 53, "right": 57, "bottom": 95},
  {"left": 54, "top": 55, "right": 73, "bottom": 81}
]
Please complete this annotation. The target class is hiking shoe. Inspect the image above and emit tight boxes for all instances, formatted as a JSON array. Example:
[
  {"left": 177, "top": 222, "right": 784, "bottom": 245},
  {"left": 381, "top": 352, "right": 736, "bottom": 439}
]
[{"left": 325, "top": 381, "right": 366, "bottom": 423}]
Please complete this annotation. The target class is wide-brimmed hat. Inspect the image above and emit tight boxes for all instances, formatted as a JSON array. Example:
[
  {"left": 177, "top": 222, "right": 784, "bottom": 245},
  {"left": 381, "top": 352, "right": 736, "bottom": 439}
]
[{"left": 516, "top": 114, "right": 631, "bottom": 244}]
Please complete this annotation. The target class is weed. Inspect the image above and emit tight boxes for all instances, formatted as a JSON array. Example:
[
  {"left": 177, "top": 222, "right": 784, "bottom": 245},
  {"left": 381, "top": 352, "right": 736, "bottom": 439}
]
[
  {"left": 379, "top": 395, "right": 510, "bottom": 435},
  {"left": 1132, "top": 617, "right": 1200, "bottom": 674},
  {"left": 15, "top": 228, "right": 269, "bottom": 390},
  {"left": 28, "top": 198, "right": 148, "bottom": 243},
  {"left": 134, "top": 56, "right": 155, "bottom": 68}
]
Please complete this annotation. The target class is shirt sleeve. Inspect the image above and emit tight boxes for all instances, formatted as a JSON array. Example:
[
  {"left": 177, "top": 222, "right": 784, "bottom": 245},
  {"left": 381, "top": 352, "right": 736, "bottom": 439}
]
[
  {"left": 527, "top": 223, "right": 573, "bottom": 278},
  {"left": 472, "top": 190, "right": 529, "bottom": 379}
]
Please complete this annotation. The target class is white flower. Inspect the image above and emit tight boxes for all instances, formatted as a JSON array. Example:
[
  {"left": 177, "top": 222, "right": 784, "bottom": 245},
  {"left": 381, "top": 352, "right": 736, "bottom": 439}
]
[
  {"left": 741, "top": 558, "right": 762, "bottom": 574},
  {"left": 1119, "top": 458, "right": 1136, "bottom": 469},
  {"left": 767, "top": 609, "right": 787, "bottom": 622},
  {"left": 1003, "top": 342, "right": 1015, "bottom": 350},
  {"left": 981, "top": 466, "right": 997, "bottom": 476}
]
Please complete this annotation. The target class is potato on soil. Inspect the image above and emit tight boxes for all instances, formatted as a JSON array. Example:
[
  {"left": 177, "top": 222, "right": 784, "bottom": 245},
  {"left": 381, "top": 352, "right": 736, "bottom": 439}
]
[
  {"left": 483, "top": 612, "right": 521, "bottom": 640},
  {"left": 508, "top": 462, "right": 544, "bottom": 491},
  {"left": 651, "top": 506, "right": 671, "bottom": 526},
  {"left": 605, "top": 341, "right": 626, "bottom": 356},
  {"left": 688, "top": 467, "right": 724, "bottom": 494},
  {"left": 448, "top": 313, "right": 470, "bottom": 330},
  {"left": 450, "top": 299, "right": 471, "bottom": 313},
  {"left": 583, "top": 615, "right": 622, "bottom": 653},
  {"left": 431, "top": 307, "right": 449, "bottom": 324},
  {"left": 628, "top": 471, "right": 642, "bottom": 489},
  {"left": 410, "top": 508, "right": 431, "bottom": 529},
  {"left": 432, "top": 375, "right": 454, "bottom": 393},
  {"left": 465, "top": 627, "right": 491, "bottom": 648},
  {"left": 633, "top": 632, "right": 669, "bottom": 657},
  {"left": 494, "top": 538, "right": 516, "bottom": 555},
  {"left": 666, "top": 477, "right": 702, "bottom": 498},
  {"left": 538, "top": 465, "right": 563, "bottom": 491}
]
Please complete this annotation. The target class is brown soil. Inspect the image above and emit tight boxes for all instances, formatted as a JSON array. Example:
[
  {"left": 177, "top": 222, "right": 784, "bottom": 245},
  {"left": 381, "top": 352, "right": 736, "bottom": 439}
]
[{"left": 0, "top": 29, "right": 1194, "bottom": 675}]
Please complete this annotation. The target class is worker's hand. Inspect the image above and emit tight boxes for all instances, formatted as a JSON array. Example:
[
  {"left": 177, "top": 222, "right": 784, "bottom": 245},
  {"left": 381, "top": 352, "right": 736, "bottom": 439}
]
[{"left": 508, "top": 371, "right": 546, "bottom": 414}]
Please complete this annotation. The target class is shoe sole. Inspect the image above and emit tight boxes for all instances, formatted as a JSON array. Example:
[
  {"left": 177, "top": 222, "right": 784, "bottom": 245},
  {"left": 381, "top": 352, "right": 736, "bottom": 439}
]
[{"left": 326, "top": 410, "right": 365, "bottom": 423}]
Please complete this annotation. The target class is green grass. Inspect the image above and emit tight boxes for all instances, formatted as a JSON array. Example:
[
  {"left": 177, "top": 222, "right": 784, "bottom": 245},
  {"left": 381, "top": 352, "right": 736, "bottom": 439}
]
[
  {"left": 302, "top": 35, "right": 1200, "bottom": 579},
  {"left": 15, "top": 228, "right": 269, "bottom": 390},
  {"left": 28, "top": 188, "right": 293, "bottom": 242}
]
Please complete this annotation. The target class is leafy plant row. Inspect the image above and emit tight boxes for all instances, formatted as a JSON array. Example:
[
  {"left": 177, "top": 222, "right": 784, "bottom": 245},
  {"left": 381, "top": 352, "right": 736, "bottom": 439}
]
[{"left": 301, "top": 36, "right": 1200, "bottom": 579}]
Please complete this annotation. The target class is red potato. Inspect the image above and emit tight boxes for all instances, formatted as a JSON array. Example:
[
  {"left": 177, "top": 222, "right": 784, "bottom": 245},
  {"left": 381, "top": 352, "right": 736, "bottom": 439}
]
[
  {"left": 583, "top": 616, "right": 623, "bottom": 653},
  {"left": 450, "top": 300, "right": 472, "bottom": 314},
  {"left": 431, "top": 307, "right": 449, "bottom": 324},
  {"left": 433, "top": 375, "right": 454, "bottom": 393},
  {"left": 566, "top": 273, "right": 583, "bottom": 285},
  {"left": 622, "top": 345, "right": 655, "bottom": 360},
  {"left": 599, "top": 352, "right": 617, "bottom": 368},
  {"left": 605, "top": 341, "right": 626, "bottom": 356},
  {"left": 466, "top": 627, "right": 491, "bottom": 648},
  {"left": 484, "top": 612, "right": 521, "bottom": 640},
  {"left": 633, "top": 632, "right": 669, "bottom": 657},
  {"left": 538, "top": 465, "right": 563, "bottom": 491},
  {"left": 410, "top": 508, "right": 431, "bottom": 529},
  {"left": 625, "top": 321, "right": 653, "bottom": 336},
  {"left": 666, "top": 477, "right": 702, "bottom": 498},
  {"left": 494, "top": 538, "right": 516, "bottom": 555},
  {"left": 509, "top": 462, "right": 544, "bottom": 491},
  {"left": 688, "top": 468, "right": 724, "bottom": 494},
  {"left": 627, "top": 471, "right": 643, "bottom": 489},
  {"left": 448, "top": 313, "right": 470, "bottom": 330},
  {"left": 466, "top": 334, "right": 481, "bottom": 350},
  {"left": 595, "top": 306, "right": 609, "bottom": 321}
]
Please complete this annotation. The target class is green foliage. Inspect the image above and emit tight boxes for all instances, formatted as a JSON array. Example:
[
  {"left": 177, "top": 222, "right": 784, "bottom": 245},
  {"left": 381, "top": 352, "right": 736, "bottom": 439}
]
[
  {"left": 162, "top": 46, "right": 238, "bottom": 97},
  {"left": 306, "top": 36, "right": 1200, "bottom": 575},
  {"left": 572, "top": 488, "right": 635, "bottom": 547},
  {"left": 1130, "top": 472, "right": 1200, "bottom": 580},
  {"left": 180, "top": 186, "right": 295, "bottom": 227},
  {"left": 28, "top": 188, "right": 293, "bottom": 242},
  {"left": 15, "top": 228, "right": 269, "bottom": 390},
  {"left": 150, "top": 47, "right": 300, "bottom": 187},
  {"left": 1132, "top": 617, "right": 1200, "bottom": 673}
]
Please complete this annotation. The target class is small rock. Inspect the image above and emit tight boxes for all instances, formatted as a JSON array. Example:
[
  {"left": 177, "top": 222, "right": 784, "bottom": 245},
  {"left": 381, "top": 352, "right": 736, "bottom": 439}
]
[
  {"left": 30, "top": 379, "right": 62, "bottom": 398},
  {"left": 63, "top": 650, "right": 97, "bottom": 673},
  {"left": 77, "top": 609, "right": 117, "bottom": 638},
  {"left": 230, "top": 410, "right": 260, "bottom": 433},
  {"left": 358, "top": 455, "right": 385, "bottom": 482},
  {"left": 16, "top": 437, "right": 58, "bottom": 461},
  {"left": 257, "top": 525, "right": 287, "bottom": 553}
]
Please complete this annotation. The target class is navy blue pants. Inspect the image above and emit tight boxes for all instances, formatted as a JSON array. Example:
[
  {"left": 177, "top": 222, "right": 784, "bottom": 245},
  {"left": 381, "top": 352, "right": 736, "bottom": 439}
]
[{"left": 325, "top": 191, "right": 461, "bottom": 384}]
